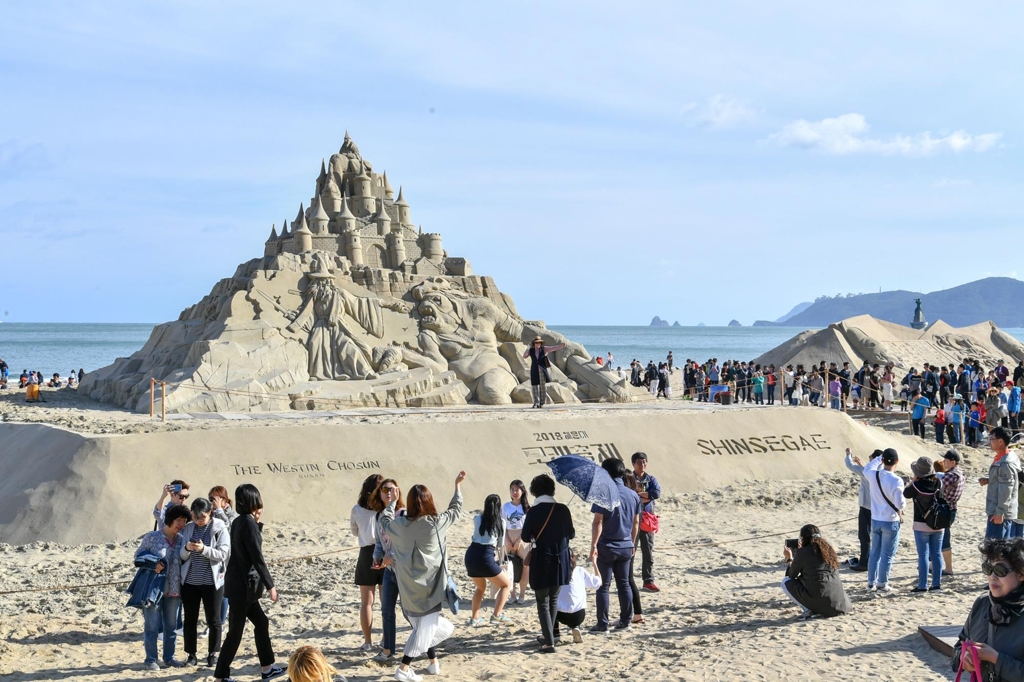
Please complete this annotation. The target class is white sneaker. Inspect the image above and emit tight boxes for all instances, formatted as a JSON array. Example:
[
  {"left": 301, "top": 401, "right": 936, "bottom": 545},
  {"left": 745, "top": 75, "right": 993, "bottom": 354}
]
[
  {"left": 359, "top": 642, "right": 376, "bottom": 652},
  {"left": 395, "top": 667, "right": 423, "bottom": 682},
  {"left": 426, "top": 661, "right": 440, "bottom": 675},
  {"left": 571, "top": 627, "right": 583, "bottom": 643},
  {"left": 877, "top": 583, "right": 892, "bottom": 592}
]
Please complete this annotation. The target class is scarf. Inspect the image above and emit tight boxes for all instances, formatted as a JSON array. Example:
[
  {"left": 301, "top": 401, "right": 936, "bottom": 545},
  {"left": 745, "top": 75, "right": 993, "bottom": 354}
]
[{"left": 989, "top": 581, "right": 1024, "bottom": 626}]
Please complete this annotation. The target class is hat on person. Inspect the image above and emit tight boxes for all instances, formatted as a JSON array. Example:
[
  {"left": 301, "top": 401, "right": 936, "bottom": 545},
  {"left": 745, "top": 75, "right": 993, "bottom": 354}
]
[
  {"left": 1008, "top": 381, "right": 1015, "bottom": 388},
  {"left": 532, "top": 336, "right": 544, "bottom": 344},
  {"left": 911, "top": 456, "right": 934, "bottom": 478},
  {"left": 953, "top": 393, "right": 963, "bottom": 401},
  {"left": 943, "top": 450, "right": 961, "bottom": 464},
  {"left": 881, "top": 448, "right": 899, "bottom": 466}
]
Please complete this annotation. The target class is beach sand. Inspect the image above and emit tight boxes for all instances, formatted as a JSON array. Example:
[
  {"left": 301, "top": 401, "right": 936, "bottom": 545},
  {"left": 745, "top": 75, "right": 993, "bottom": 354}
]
[
  {"left": 0, "top": 376, "right": 989, "bottom": 681},
  {"left": 0, "top": 460, "right": 985, "bottom": 681}
]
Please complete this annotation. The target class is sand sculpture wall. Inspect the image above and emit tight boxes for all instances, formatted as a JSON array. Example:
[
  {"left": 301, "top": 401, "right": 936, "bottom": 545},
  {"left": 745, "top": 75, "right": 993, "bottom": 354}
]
[
  {"left": 755, "top": 314, "right": 1024, "bottom": 371},
  {"left": 0, "top": 409, "right": 937, "bottom": 544},
  {"left": 79, "top": 136, "right": 645, "bottom": 413}
]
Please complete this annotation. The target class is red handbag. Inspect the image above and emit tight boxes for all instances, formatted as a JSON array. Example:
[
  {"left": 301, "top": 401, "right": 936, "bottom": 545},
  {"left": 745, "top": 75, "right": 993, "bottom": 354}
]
[{"left": 640, "top": 511, "right": 659, "bottom": 534}]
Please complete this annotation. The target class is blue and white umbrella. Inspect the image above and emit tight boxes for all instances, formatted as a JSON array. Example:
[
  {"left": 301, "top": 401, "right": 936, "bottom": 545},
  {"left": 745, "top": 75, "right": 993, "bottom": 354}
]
[{"left": 546, "top": 454, "right": 620, "bottom": 510}]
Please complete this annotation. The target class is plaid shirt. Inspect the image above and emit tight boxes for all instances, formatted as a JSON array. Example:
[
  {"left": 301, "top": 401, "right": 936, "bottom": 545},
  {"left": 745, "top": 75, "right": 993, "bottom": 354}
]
[{"left": 941, "top": 466, "right": 966, "bottom": 510}]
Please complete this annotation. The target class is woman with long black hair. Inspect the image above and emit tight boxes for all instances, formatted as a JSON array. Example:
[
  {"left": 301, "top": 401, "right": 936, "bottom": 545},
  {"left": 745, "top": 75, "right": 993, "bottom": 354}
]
[
  {"left": 502, "top": 480, "right": 531, "bottom": 604},
  {"left": 465, "top": 494, "right": 513, "bottom": 625},
  {"left": 781, "top": 524, "right": 851, "bottom": 619},
  {"left": 351, "top": 473, "right": 384, "bottom": 651},
  {"left": 213, "top": 484, "right": 284, "bottom": 682}
]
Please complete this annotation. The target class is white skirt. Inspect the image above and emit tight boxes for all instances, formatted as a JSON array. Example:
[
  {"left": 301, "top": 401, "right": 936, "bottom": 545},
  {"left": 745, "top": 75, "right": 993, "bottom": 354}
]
[
  {"left": 403, "top": 611, "right": 455, "bottom": 658},
  {"left": 882, "top": 384, "right": 894, "bottom": 401}
]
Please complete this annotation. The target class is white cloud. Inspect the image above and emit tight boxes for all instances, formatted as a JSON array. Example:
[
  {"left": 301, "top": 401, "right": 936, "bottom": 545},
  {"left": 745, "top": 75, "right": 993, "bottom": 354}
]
[
  {"left": 769, "top": 113, "right": 1002, "bottom": 155},
  {"left": 683, "top": 94, "right": 758, "bottom": 129}
]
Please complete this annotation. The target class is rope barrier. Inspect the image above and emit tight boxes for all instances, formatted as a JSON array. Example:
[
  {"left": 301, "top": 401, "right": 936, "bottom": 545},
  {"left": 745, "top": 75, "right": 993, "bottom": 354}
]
[{"left": 0, "top": 516, "right": 867, "bottom": 597}]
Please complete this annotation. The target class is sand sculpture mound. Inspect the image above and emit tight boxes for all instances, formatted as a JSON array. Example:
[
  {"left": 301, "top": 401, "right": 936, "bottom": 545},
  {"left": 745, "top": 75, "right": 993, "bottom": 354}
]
[
  {"left": 80, "top": 135, "right": 647, "bottom": 413},
  {"left": 755, "top": 314, "right": 1024, "bottom": 370}
]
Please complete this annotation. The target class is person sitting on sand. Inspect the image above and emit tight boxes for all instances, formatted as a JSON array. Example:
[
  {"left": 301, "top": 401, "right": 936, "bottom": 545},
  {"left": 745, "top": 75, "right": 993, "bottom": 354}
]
[
  {"left": 287, "top": 645, "right": 344, "bottom": 682},
  {"left": 781, "top": 524, "right": 851, "bottom": 619},
  {"left": 953, "top": 539, "right": 1024, "bottom": 681},
  {"left": 554, "top": 548, "right": 601, "bottom": 643}
]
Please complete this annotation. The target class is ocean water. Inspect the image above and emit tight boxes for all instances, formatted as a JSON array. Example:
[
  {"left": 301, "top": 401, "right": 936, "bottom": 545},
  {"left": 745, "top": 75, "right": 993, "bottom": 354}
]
[{"left": 1, "top": 323, "right": 1023, "bottom": 378}]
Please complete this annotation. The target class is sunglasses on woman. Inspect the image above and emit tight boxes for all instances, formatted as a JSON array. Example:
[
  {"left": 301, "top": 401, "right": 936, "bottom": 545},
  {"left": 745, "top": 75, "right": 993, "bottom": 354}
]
[{"left": 982, "top": 561, "right": 1013, "bottom": 578}]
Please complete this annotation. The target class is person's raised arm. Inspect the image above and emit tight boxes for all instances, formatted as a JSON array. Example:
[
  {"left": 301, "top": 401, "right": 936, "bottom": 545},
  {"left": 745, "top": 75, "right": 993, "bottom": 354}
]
[
  {"left": 153, "top": 484, "right": 171, "bottom": 521},
  {"left": 438, "top": 471, "right": 466, "bottom": 528}
]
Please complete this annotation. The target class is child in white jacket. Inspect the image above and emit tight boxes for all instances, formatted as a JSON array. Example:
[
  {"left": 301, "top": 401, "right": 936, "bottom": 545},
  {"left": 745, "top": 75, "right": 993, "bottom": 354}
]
[{"left": 555, "top": 550, "right": 602, "bottom": 643}]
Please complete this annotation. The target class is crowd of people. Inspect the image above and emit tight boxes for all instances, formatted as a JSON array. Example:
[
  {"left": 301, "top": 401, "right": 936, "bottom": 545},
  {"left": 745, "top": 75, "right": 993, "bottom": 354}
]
[
  {"left": 129, "top": 453, "right": 665, "bottom": 681},
  {"left": 1, "top": 361, "right": 84, "bottom": 396}
]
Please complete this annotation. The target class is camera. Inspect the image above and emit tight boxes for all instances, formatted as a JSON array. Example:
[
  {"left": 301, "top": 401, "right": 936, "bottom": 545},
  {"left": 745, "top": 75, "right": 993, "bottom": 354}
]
[
  {"left": 172, "top": 484, "right": 183, "bottom": 493},
  {"left": 784, "top": 538, "right": 799, "bottom": 550}
]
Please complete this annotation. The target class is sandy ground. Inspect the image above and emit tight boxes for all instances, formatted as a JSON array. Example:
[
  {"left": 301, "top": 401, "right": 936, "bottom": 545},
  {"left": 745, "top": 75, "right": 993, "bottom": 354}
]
[
  {"left": 0, "top": 376, "right": 997, "bottom": 681},
  {"left": 0, "top": 437, "right": 992, "bottom": 682}
]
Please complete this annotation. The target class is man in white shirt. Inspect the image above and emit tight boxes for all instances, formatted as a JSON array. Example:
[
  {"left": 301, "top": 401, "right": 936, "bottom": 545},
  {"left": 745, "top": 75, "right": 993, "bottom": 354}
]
[{"left": 863, "top": 448, "right": 905, "bottom": 591}]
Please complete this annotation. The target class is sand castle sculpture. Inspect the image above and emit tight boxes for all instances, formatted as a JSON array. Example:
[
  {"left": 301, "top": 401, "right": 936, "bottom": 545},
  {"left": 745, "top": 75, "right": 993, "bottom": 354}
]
[
  {"left": 80, "top": 134, "right": 645, "bottom": 413},
  {"left": 755, "top": 313, "right": 1024, "bottom": 371}
]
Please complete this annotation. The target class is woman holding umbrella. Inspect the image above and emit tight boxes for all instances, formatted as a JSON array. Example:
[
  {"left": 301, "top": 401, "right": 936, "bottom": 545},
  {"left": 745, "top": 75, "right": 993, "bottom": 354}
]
[
  {"left": 521, "top": 474, "right": 575, "bottom": 653},
  {"left": 523, "top": 337, "right": 566, "bottom": 408}
]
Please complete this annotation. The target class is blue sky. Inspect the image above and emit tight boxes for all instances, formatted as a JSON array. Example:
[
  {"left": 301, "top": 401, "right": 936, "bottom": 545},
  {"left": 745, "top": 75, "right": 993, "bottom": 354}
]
[{"left": 2, "top": 2, "right": 1020, "bottom": 324}]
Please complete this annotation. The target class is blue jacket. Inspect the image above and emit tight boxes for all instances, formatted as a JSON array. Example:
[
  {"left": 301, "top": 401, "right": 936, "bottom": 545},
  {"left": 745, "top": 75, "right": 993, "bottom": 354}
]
[
  {"left": 125, "top": 553, "right": 166, "bottom": 608},
  {"left": 1009, "top": 387, "right": 1022, "bottom": 414},
  {"left": 635, "top": 472, "right": 661, "bottom": 514}
]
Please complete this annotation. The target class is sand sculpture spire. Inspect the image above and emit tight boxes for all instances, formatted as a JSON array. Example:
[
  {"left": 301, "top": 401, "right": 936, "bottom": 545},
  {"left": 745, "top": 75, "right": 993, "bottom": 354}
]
[
  {"left": 310, "top": 195, "right": 330, "bottom": 235},
  {"left": 80, "top": 134, "right": 649, "bottom": 416}
]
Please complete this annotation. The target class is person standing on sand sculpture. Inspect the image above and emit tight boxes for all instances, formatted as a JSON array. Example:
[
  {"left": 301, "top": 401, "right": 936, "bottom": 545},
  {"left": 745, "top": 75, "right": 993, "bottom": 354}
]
[
  {"left": 524, "top": 337, "right": 566, "bottom": 408},
  {"left": 401, "top": 279, "right": 583, "bottom": 405},
  {"left": 286, "top": 264, "right": 384, "bottom": 381}
]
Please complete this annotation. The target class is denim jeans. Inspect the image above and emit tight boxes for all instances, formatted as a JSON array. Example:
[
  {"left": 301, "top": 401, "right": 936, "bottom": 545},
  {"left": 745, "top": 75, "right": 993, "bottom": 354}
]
[
  {"left": 143, "top": 596, "right": 181, "bottom": 665},
  {"left": 830, "top": 397, "right": 841, "bottom": 410},
  {"left": 914, "top": 530, "right": 944, "bottom": 589},
  {"left": 595, "top": 544, "right": 633, "bottom": 629},
  {"left": 380, "top": 568, "right": 400, "bottom": 654},
  {"left": 987, "top": 519, "right": 1013, "bottom": 540},
  {"left": 942, "top": 509, "right": 957, "bottom": 551},
  {"left": 1012, "top": 522, "right": 1024, "bottom": 539},
  {"left": 867, "top": 520, "right": 900, "bottom": 587}
]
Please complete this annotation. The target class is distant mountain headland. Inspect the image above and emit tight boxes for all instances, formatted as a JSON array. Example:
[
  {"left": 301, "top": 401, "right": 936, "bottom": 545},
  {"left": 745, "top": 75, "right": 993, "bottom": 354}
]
[{"left": 754, "top": 278, "right": 1024, "bottom": 328}]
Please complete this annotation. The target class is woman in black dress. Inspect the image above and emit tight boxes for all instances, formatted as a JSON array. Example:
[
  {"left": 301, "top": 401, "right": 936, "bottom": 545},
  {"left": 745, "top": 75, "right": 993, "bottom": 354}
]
[{"left": 213, "top": 484, "right": 285, "bottom": 682}]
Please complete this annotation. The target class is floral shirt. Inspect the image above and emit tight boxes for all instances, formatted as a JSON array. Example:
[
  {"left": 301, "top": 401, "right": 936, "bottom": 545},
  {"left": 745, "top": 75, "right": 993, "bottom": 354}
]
[{"left": 135, "top": 530, "right": 185, "bottom": 597}]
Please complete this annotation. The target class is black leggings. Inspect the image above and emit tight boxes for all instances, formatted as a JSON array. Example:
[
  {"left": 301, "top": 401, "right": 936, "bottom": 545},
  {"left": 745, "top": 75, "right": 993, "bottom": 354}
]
[
  {"left": 554, "top": 609, "right": 585, "bottom": 634},
  {"left": 181, "top": 582, "right": 223, "bottom": 656},
  {"left": 402, "top": 648, "right": 436, "bottom": 666}
]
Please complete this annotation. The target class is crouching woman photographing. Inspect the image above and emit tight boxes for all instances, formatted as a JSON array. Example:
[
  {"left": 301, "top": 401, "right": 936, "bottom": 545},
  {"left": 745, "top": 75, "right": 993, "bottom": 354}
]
[
  {"left": 953, "top": 539, "right": 1024, "bottom": 681},
  {"left": 781, "top": 524, "right": 852, "bottom": 619}
]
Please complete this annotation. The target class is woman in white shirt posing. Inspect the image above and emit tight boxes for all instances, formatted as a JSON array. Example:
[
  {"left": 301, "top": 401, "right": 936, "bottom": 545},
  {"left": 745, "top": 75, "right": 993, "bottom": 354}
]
[
  {"left": 350, "top": 474, "right": 384, "bottom": 652},
  {"left": 502, "top": 480, "right": 531, "bottom": 603}
]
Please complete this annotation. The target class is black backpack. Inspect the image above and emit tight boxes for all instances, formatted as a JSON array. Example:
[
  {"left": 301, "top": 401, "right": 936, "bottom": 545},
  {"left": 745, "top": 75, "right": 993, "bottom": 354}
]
[{"left": 918, "top": 482, "right": 953, "bottom": 531}]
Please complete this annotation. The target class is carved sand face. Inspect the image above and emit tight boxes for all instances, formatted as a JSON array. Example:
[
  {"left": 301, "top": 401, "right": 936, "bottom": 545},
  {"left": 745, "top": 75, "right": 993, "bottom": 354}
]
[{"left": 416, "top": 292, "right": 458, "bottom": 333}]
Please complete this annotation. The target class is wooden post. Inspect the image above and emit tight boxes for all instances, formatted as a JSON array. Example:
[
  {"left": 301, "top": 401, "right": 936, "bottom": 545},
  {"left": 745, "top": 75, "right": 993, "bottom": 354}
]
[
  {"left": 161, "top": 381, "right": 167, "bottom": 422},
  {"left": 150, "top": 378, "right": 155, "bottom": 418}
]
